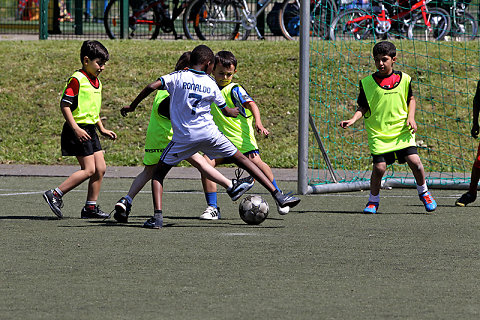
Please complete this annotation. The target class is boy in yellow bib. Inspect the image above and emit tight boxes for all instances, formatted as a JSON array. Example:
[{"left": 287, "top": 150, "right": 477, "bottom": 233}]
[
  {"left": 340, "top": 41, "right": 436, "bottom": 214},
  {"left": 43, "top": 41, "right": 117, "bottom": 219},
  {"left": 200, "top": 50, "right": 291, "bottom": 219}
]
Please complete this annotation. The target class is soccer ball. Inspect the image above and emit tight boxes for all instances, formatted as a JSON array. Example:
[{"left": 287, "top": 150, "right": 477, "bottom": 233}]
[{"left": 239, "top": 195, "right": 269, "bottom": 225}]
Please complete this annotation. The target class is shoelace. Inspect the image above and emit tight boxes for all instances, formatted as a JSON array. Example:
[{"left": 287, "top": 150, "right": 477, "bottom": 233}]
[
  {"left": 422, "top": 193, "right": 433, "bottom": 204},
  {"left": 234, "top": 168, "right": 245, "bottom": 180}
]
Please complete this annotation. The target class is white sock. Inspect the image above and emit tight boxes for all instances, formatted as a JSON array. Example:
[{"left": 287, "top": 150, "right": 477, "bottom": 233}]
[
  {"left": 86, "top": 201, "right": 96, "bottom": 206},
  {"left": 369, "top": 193, "right": 380, "bottom": 203},
  {"left": 227, "top": 182, "right": 233, "bottom": 191},
  {"left": 54, "top": 188, "right": 63, "bottom": 197},
  {"left": 416, "top": 183, "right": 428, "bottom": 195}
]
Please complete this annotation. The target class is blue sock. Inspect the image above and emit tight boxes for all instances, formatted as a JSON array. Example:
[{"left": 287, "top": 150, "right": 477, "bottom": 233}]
[
  {"left": 125, "top": 195, "right": 133, "bottom": 204},
  {"left": 272, "top": 178, "right": 281, "bottom": 193},
  {"left": 205, "top": 192, "right": 217, "bottom": 208}
]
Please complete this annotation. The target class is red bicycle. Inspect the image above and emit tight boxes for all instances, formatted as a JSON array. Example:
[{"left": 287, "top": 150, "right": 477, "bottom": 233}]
[{"left": 329, "top": 0, "right": 451, "bottom": 41}]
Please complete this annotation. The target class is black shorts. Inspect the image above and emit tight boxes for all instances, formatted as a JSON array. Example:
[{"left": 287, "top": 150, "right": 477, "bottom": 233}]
[
  {"left": 61, "top": 123, "right": 102, "bottom": 157},
  {"left": 372, "top": 146, "right": 418, "bottom": 165}
]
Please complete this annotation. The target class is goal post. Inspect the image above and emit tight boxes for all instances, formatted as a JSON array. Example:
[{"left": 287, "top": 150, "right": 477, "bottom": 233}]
[{"left": 298, "top": 0, "right": 480, "bottom": 195}]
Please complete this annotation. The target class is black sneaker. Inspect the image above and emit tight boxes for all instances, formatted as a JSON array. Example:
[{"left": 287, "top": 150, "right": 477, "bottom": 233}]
[
  {"left": 43, "top": 189, "right": 63, "bottom": 218},
  {"left": 226, "top": 169, "right": 255, "bottom": 201},
  {"left": 81, "top": 205, "right": 109, "bottom": 219},
  {"left": 143, "top": 215, "right": 163, "bottom": 229},
  {"left": 274, "top": 191, "right": 301, "bottom": 209},
  {"left": 114, "top": 197, "right": 132, "bottom": 222},
  {"left": 455, "top": 192, "right": 476, "bottom": 207}
]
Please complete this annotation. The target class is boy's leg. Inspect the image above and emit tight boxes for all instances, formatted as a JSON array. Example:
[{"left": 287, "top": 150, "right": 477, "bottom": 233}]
[
  {"left": 199, "top": 155, "right": 222, "bottom": 220},
  {"left": 227, "top": 151, "right": 300, "bottom": 208},
  {"left": 248, "top": 153, "right": 289, "bottom": 215},
  {"left": 405, "top": 154, "right": 437, "bottom": 212},
  {"left": 82, "top": 151, "right": 109, "bottom": 219},
  {"left": 143, "top": 160, "right": 172, "bottom": 229},
  {"left": 456, "top": 148, "right": 480, "bottom": 206},
  {"left": 364, "top": 161, "right": 385, "bottom": 214},
  {"left": 114, "top": 165, "right": 156, "bottom": 222},
  {"left": 43, "top": 154, "right": 96, "bottom": 219}
]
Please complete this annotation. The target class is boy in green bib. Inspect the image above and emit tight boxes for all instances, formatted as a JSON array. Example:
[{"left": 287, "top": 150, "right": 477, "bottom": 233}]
[
  {"left": 340, "top": 41, "right": 436, "bottom": 214},
  {"left": 200, "top": 50, "right": 291, "bottom": 219},
  {"left": 43, "top": 41, "right": 117, "bottom": 219}
]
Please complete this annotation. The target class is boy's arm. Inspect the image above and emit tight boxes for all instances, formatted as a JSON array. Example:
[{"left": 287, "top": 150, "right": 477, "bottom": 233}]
[
  {"left": 340, "top": 82, "right": 368, "bottom": 129},
  {"left": 406, "top": 95, "right": 417, "bottom": 134},
  {"left": 96, "top": 118, "right": 117, "bottom": 140},
  {"left": 471, "top": 81, "right": 480, "bottom": 138},
  {"left": 60, "top": 101, "right": 91, "bottom": 142},
  {"left": 244, "top": 101, "right": 269, "bottom": 136},
  {"left": 121, "top": 79, "right": 164, "bottom": 117}
]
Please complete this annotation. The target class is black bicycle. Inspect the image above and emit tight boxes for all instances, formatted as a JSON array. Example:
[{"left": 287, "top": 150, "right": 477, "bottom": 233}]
[{"left": 104, "top": 0, "right": 187, "bottom": 39}]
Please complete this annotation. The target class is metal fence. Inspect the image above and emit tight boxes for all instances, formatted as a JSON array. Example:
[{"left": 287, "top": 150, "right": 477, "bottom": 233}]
[
  {"left": 2, "top": 0, "right": 480, "bottom": 40},
  {"left": 0, "top": 0, "right": 288, "bottom": 39}
]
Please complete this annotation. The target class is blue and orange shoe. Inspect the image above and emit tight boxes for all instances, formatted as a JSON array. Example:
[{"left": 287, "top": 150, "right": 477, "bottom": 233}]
[
  {"left": 363, "top": 201, "right": 379, "bottom": 214},
  {"left": 419, "top": 191, "right": 437, "bottom": 212}
]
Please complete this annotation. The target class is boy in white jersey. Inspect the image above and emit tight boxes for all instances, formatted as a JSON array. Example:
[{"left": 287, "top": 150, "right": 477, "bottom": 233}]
[
  {"left": 122, "top": 45, "right": 300, "bottom": 229},
  {"left": 339, "top": 41, "right": 436, "bottom": 214},
  {"left": 200, "top": 50, "right": 291, "bottom": 220}
]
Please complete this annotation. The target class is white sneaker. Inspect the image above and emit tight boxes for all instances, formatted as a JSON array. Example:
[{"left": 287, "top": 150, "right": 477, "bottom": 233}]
[
  {"left": 199, "top": 206, "right": 221, "bottom": 220},
  {"left": 277, "top": 203, "right": 290, "bottom": 215}
]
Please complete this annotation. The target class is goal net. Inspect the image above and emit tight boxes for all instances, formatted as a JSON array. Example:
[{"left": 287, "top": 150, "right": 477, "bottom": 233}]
[{"left": 306, "top": 0, "right": 480, "bottom": 193}]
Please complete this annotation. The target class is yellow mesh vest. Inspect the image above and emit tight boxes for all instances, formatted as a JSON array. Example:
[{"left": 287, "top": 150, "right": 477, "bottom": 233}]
[
  {"left": 210, "top": 83, "right": 258, "bottom": 154},
  {"left": 63, "top": 71, "right": 101, "bottom": 124},
  {"left": 143, "top": 90, "right": 173, "bottom": 166},
  {"left": 362, "top": 72, "right": 416, "bottom": 155}
]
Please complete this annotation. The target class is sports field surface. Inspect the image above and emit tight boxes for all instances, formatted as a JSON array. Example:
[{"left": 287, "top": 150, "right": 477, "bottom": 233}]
[{"left": 1, "top": 175, "right": 479, "bottom": 319}]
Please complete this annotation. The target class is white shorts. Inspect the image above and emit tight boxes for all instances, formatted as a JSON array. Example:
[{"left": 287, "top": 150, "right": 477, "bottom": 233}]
[{"left": 160, "top": 134, "right": 238, "bottom": 166}]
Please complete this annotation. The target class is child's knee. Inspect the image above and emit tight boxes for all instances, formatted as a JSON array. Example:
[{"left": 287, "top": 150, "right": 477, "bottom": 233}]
[{"left": 373, "top": 162, "right": 386, "bottom": 174}]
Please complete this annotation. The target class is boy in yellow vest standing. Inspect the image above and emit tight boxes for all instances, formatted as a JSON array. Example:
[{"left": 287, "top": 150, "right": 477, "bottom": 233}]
[
  {"left": 200, "top": 50, "right": 291, "bottom": 219},
  {"left": 339, "top": 41, "right": 436, "bottom": 214},
  {"left": 43, "top": 40, "right": 117, "bottom": 219}
]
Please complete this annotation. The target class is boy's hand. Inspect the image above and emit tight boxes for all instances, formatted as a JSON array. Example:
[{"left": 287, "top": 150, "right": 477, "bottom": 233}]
[
  {"left": 255, "top": 124, "right": 269, "bottom": 137},
  {"left": 407, "top": 118, "right": 417, "bottom": 134},
  {"left": 121, "top": 105, "right": 135, "bottom": 117},
  {"left": 74, "top": 127, "right": 91, "bottom": 142},
  {"left": 471, "top": 122, "right": 479, "bottom": 138},
  {"left": 100, "top": 129, "right": 117, "bottom": 140},
  {"left": 222, "top": 107, "right": 239, "bottom": 118},
  {"left": 339, "top": 119, "right": 355, "bottom": 129}
]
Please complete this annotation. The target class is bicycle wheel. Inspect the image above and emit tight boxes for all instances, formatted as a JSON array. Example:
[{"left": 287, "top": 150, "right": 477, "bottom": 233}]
[
  {"left": 329, "top": 8, "right": 372, "bottom": 41},
  {"left": 407, "top": 7, "right": 451, "bottom": 41},
  {"left": 183, "top": 0, "right": 247, "bottom": 40},
  {"left": 104, "top": 0, "right": 162, "bottom": 40},
  {"left": 450, "top": 11, "right": 478, "bottom": 41},
  {"left": 278, "top": 0, "right": 337, "bottom": 40}
]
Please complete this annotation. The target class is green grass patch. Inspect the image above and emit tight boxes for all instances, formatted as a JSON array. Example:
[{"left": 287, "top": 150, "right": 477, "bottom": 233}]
[{"left": 0, "top": 40, "right": 300, "bottom": 167}]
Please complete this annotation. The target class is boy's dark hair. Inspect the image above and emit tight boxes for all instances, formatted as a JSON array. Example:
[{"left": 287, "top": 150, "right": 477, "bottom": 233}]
[
  {"left": 215, "top": 51, "right": 237, "bottom": 69},
  {"left": 80, "top": 40, "right": 109, "bottom": 63},
  {"left": 175, "top": 51, "right": 191, "bottom": 71},
  {"left": 190, "top": 45, "right": 214, "bottom": 66},
  {"left": 372, "top": 41, "right": 396, "bottom": 58}
]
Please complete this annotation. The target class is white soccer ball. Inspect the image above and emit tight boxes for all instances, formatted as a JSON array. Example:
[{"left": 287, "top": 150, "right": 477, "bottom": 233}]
[{"left": 239, "top": 195, "right": 269, "bottom": 225}]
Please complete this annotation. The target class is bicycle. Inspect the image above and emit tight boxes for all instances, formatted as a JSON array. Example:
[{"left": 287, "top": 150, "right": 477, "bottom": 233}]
[
  {"left": 278, "top": 0, "right": 337, "bottom": 40},
  {"left": 329, "top": 0, "right": 451, "bottom": 41},
  {"left": 182, "top": 0, "right": 337, "bottom": 40},
  {"left": 104, "top": 0, "right": 188, "bottom": 39},
  {"left": 431, "top": 0, "right": 478, "bottom": 40}
]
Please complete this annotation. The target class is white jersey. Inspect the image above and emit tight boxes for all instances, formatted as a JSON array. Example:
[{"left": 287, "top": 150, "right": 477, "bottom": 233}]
[{"left": 160, "top": 69, "right": 226, "bottom": 143}]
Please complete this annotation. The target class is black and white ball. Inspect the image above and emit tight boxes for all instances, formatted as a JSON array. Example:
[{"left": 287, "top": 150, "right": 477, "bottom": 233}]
[{"left": 239, "top": 195, "right": 269, "bottom": 225}]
